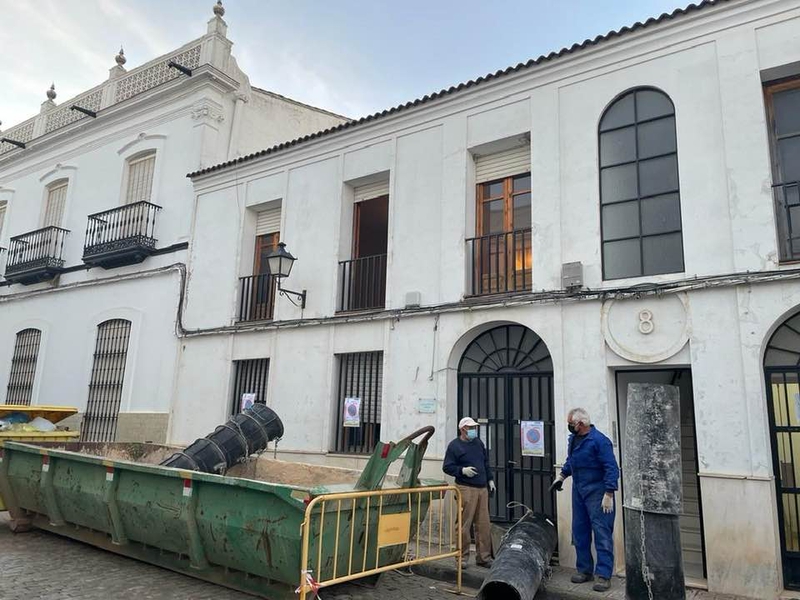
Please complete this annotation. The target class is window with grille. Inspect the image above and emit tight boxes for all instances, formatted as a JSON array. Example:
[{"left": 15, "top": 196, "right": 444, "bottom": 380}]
[
  {"left": 125, "top": 152, "right": 156, "bottom": 204},
  {"left": 333, "top": 351, "right": 383, "bottom": 454},
  {"left": 765, "top": 78, "right": 800, "bottom": 261},
  {"left": 43, "top": 180, "right": 68, "bottom": 228},
  {"left": 81, "top": 319, "right": 132, "bottom": 442},
  {"left": 231, "top": 358, "right": 270, "bottom": 414},
  {"left": 599, "top": 88, "right": 684, "bottom": 279},
  {"left": 5, "top": 329, "right": 42, "bottom": 405}
]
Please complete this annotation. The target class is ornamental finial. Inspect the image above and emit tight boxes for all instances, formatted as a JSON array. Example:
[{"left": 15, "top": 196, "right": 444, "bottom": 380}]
[
  {"left": 213, "top": 1, "right": 225, "bottom": 17},
  {"left": 46, "top": 83, "right": 56, "bottom": 101},
  {"left": 115, "top": 47, "right": 127, "bottom": 66}
]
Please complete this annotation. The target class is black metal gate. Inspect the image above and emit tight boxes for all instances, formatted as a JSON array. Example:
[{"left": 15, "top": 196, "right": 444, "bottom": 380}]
[
  {"left": 765, "top": 313, "right": 800, "bottom": 590},
  {"left": 457, "top": 325, "right": 556, "bottom": 523}
]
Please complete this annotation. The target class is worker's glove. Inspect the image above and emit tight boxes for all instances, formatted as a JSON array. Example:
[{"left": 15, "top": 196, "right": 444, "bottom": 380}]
[
  {"left": 462, "top": 466, "right": 478, "bottom": 478},
  {"left": 488, "top": 480, "right": 496, "bottom": 494},
  {"left": 548, "top": 475, "right": 564, "bottom": 493},
  {"left": 602, "top": 493, "right": 614, "bottom": 514}
]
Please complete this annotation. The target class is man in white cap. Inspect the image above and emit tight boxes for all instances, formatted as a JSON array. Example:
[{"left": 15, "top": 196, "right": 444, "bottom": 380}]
[{"left": 442, "top": 416, "right": 496, "bottom": 568}]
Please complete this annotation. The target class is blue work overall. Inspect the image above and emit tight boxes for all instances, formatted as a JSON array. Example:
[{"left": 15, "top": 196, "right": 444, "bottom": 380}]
[{"left": 561, "top": 425, "right": 619, "bottom": 579}]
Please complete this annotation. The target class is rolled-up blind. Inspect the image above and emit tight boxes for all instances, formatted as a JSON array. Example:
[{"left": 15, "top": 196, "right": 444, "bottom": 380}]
[
  {"left": 475, "top": 145, "right": 531, "bottom": 183},
  {"left": 256, "top": 207, "right": 281, "bottom": 236},
  {"left": 354, "top": 180, "right": 389, "bottom": 203}
]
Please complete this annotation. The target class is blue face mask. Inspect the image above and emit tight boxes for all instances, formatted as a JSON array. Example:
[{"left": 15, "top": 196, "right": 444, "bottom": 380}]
[{"left": 466, "top": 429, "right": 478, "bottom": 440}]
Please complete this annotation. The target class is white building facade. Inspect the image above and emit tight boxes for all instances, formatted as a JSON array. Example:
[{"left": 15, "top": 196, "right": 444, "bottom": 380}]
[
  {"left": 179, "top": 1, "right": 800, "bottom": 597},
  {"left": 0, "top": 6, "right": 345, "bottom": 442}
]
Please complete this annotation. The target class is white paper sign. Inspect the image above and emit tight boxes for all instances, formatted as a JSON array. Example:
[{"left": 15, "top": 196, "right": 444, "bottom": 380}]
[
  {"left": 521, "top": 420, "right": 545, "bottom": 457},
  {"left": 240, "top": 393, "right": 256, "bottom": 412},
  {"left": 343, "top": 397, "right": 362, "bottom": 428}
]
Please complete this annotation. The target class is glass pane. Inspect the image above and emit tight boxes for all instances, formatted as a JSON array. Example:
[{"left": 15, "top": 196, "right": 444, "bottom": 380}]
[
  {"left": 639, "top": 155, "right": 679, "bottom": 197},
  {"left": 600, "top": 93, "right": 635, "bottom": 131},
  {"left": 779, "top": 136, "right": 800, "bottom": 183},
  {"left": 601, "top": 163, "right": 637, "bottom": 204},
  {"left": 638, "top": 117, "right": 677, "bottom": 159},
  {"left": 641, "top": 193, "right": 681, "bottom": 235},
  {"left": 636, "top": 89, "right": 674, "bottom": 121},
  {"left": 642, "top": 232, "right": 684, "bottom": 275},
  {"left": 774, "top": 88, "right": 800, "bottom": 136},
  {"left": 602, "top": 201, "right": 639, "bottom": 241},
  {"left": 513, "top": 174, "right": 531, "bottom": 192},
  {"left": 513, "top": 193, "right": 531, "bottom": 230},
  {"left": 483, "top": 199, "right": 505, "bottom": 234},
  {"left": 484, "top": 181, "right": 504, "bottom": 199},
  {"left": 600, "top": 126, "right": 636, "bottom": 167},
  {"left": 603, "top": 238, "right": 641, "bottom": 279}
]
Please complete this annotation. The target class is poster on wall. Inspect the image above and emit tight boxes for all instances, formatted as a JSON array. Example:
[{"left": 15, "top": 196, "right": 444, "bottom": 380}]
[
  {"left": 343, "top": 397, "right": 362, "bottom": 427},
  {"left": 520, "top": 420, "right": 545, "bottom": 457},
  {"left": 240, "top": 393, "right": 256, "bottom": 412}
]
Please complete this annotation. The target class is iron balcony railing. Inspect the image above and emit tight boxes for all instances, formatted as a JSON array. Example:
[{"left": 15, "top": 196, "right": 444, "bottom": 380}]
[
  {"left": 466, "top": 229, "right": 533, "bottom": 296},
  {"left": 84, "top": 201, "right": 161, "bottom": 259},
  {"left": 338, "top": 254, "right": 387, "bottom": 312},
  {"left": 6, "top": 226, "right": 69, "bottom": 275},
  {"left": 238, "top": 273, "right": 277, "bottom": 322},
  {"left": 775, "top": 181, "right": 800, "bottom": 261}
]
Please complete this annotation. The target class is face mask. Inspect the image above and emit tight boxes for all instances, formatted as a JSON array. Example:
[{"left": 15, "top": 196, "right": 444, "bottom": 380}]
[
  {"left": 568, "top": 424, "right": 578, "bottom": 435},
  {"left": 466, "top": 429, "right": 478, "bottom": 440}
]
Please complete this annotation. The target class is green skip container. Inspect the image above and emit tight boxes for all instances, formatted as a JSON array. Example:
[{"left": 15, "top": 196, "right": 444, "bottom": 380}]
[{"left": 0, "top": 428, "right": 441, "bottom": 599}]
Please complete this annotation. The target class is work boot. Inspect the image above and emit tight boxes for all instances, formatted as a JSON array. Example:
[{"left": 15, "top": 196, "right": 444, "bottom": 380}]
[
  {"left": 570, "top": 572, "right": 594, "bottom": 584},
  {"left": 459, "top": 558, "right": 468, "bottom": 569},
  {"left": 592, "top": 577, "right": 610, "bottom": 592},
  {"left": 476, "top": 558, "right": 493, "bottom": 568}
]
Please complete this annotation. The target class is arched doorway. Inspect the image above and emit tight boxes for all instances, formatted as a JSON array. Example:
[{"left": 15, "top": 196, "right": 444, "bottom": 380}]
[
  {"left": 457, "top": 324, "right": 555, "bottom": 523},
  {"left": 765, "top": 312, "right": 800, "bottom": 590}
]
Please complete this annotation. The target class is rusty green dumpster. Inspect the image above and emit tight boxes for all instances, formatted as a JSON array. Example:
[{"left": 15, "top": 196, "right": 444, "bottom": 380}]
[{"left": 0, "top": 428, "right": 451, "bottom": 599}]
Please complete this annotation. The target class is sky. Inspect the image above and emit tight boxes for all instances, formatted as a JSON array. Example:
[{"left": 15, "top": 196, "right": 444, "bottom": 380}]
[{"left": 0, "top": 0, "right": 691, "bottom": 129}]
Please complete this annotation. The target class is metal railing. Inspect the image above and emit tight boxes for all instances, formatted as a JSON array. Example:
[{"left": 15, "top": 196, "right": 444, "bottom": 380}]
[
  {"left": 338, "top": 254, "right": 387, "bottom": 312},
  {"left": 84, "top": 201, "right": 161, "bottom": 257},
  {"left": 775, "top": 181, "right": 800, "bottom": 261},
  {"left": 466, "top": 229, "right": 533, "bottom": 296},
  {"left": 297, "top": 485, "right": 462, "bottom": 599},
  {"left": 238, "top": 273, "right": 277, "bottom": 321},
  {"left": 6, "top": 226, "right": 69, "bottom": 274}
]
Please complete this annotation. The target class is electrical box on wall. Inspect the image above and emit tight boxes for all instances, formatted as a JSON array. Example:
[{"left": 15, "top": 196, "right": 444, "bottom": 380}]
[
  {"left": 405, "top": 291, "right": 421, "bottom": 308},
  {"left": 562, "top": 261, "right": 583, "bottom": 291}
]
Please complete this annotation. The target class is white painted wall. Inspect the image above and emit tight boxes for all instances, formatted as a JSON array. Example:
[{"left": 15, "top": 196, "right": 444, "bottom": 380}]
[{"left": 180, "top": 3, "right": 800, "bottom": 597}]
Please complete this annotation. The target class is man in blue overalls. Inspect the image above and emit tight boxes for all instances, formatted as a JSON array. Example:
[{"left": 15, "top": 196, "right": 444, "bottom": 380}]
[{"left": 549, "top": 407, "right": 619, "bottom": 592}]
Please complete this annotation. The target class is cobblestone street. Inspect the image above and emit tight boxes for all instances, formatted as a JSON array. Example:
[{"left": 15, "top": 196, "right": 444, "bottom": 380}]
[{"left": 0, "top": 512, "right": 476, "bottom": 600}]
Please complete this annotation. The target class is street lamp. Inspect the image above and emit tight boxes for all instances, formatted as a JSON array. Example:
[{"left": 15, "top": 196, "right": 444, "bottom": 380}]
[{"left": 266, "top": 242, "right": 306, "bottom": 309}]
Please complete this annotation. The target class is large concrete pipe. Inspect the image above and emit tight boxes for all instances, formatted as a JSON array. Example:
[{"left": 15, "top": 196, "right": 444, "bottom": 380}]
[
  {"left": 477, "top": 512, "right": 558, "bottom": 600},
  {"left": 160, "top": 404, "right": 284, "bottom": 474},
  {"left": 623, "top": 383, "right": 685, "bottom": 600}
]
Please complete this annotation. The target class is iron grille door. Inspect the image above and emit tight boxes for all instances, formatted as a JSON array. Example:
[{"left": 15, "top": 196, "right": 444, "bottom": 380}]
[
  {"left": 231, "top": 358, "right": 270, "bottom": 413},
  {"left": 5, "top": 329, "right": 42, "bottom": 405},
  {"left": 81, "top": 319, "right": 132, "bottom": 442},
  {"left": 334, "top": 351, "right": 383, "bottom": 454}
]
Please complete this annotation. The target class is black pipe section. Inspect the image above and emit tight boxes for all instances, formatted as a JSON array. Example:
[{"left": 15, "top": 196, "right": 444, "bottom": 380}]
[
  {"left": 477, "top": 512, "right": 557, "bottom": 600},
  {"left": 160, "top": 404, "right": 284, "bottom": 474},
  {"left": 624, "top": 509, "right": 685, "bottom": 599}
]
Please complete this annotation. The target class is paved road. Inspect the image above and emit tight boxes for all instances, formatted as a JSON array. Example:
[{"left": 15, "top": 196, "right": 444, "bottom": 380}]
[{"left": 0, "top": 512, "right": 473, "bottom": 600}]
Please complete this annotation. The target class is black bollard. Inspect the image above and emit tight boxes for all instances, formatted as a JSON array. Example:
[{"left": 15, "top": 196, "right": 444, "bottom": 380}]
[
  {"left": 477, "top": 512, "right": 557, "bottom": 600},
  {"left": 623, "top": 383, "right": 685, "bottom": 600}
]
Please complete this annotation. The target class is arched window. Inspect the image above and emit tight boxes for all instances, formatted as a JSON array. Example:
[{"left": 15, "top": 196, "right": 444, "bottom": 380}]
[
  {"left": 599, "top": 88, "right": 684, "bottom": 279},
  {"left": 124, "top": 150, "right": 156, "bottom": 205},
  {"left": 81, "top": 319, "right": 132, "bottom": 442},
  {"left": 6, "top": 328, "right": 42, "bottom": 405}
]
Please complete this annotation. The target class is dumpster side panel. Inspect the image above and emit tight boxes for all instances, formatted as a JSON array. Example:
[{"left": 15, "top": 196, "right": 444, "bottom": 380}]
[
  {"left": 5, "top": 450, "right": 46, "bottom": 514},
  {"left": 52, "top": 456, "right": 112, "bottom": 533}
]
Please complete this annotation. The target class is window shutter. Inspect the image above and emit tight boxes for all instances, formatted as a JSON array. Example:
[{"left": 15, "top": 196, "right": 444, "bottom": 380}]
[
  {"left": 43, "top": 182, "right": 68, "bottom": 227},
  {"left": 125, "top": 153, "right": 156, "bottom": 204},
  {"left": 354, "top": 181, "right": 389, "bottom": 203},
  {"left": 0, "top": 202, "right": 6, "bottom": 238},
  {"left": 475, "top": 145, "right": 531, "bottom": 184},
  {"left": 256, "top": 207, "right": 281, "bottom": 236}
]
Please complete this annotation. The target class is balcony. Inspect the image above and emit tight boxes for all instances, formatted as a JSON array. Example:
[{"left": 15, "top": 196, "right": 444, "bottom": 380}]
[
  {"left": 5, "top": 226, "right": 69, "bottom": 284},
  {"left": 238, "top": 273, "right": 277, "bottom": 322},
  {"left": 466, "top": 229, "right": 532, "bottom": 296},
  {"left": 338, "top": 254, "right": 387, "bottom": 312},
  {"left": 83, "top": 201, "right": 161, "bottom": 269}
]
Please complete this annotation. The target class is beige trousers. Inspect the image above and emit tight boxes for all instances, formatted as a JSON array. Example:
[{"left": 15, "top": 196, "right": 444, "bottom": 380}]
[{"left": 457, "top": 484, "right": 492, "bottom": 563}]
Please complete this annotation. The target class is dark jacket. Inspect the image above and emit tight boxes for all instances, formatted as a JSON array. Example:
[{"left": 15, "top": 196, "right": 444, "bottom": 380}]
[
  {"left": 561, "top": 425, "right": 619, "bottom": 495},
  {"left": 443, "top": 436, "right": 493, "bottom": 487}
]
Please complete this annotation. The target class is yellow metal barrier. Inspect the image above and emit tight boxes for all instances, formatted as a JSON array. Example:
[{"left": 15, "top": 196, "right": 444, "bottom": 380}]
[{"left": 298, "top": 485, "right": 462, "bottom": 599}]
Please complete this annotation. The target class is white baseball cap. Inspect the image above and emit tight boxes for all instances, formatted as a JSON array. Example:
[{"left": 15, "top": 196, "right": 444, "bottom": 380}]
[{"left": 459, "top": 417, "right": 478, "bottom": 429}]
